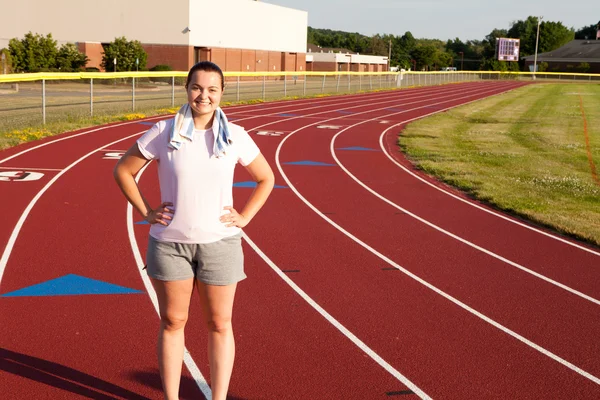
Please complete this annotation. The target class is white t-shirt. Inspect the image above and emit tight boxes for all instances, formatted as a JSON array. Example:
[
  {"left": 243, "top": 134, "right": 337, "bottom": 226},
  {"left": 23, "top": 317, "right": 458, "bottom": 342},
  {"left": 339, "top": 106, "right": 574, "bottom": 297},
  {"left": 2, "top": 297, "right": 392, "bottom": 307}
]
[{"left": 137, "top": 118, "right": 260, "bottom": 244}]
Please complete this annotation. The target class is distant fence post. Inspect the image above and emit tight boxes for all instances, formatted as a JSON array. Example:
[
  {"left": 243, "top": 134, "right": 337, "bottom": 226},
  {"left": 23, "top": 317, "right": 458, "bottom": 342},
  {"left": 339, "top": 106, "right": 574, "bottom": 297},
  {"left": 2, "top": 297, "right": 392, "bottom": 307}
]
[
  {"left": 90, "top": 78, "right": 94, "bottom": 117},
  {"left": 42, "top": 79, "right": 46, "bottom": 125},
  {"left": 236, "top": 75, "right": 240, "bottom": 102},
  {"left": 171, "top": 76, "right": 175, "bottom": 107},
  {"left": 303, "top": 74, "right": 306, "bottom": 96},
  {"left": 132, "top": 77, "right": 135, "bottom": 111}
]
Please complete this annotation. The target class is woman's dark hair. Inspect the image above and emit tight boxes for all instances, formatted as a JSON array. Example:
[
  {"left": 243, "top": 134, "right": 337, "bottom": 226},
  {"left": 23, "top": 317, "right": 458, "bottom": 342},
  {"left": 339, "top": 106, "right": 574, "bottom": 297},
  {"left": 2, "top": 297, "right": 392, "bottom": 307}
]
[{"left": 185, "top": 61, "right": 225, "bottom": 90}]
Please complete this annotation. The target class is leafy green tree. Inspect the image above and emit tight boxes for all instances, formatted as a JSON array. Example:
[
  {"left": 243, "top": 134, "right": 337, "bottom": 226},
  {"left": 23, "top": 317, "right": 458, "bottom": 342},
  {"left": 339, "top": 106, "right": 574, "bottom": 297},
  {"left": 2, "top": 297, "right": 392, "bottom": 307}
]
[
  {"left": 508, "top": 17, "right": 574, "bottom": 56},
  {"left": 101, "top": 37, "right": 147, "bottom": 72},
  {"left": 411, "top": 44, "right": 437, "bottom": 70},
  {"left": 538, "top": 21, "right": 575, "bottom": 53},
  {"left": 9, "top": 32, "right": 59, "bottom": 72},
  {"left": 399, "top": 31, "right": 416, "bottom": 54},
  {"left": 0, "top": 48, "right": 13, "bottom": 73},
  {"left": 435, "top": 51, "right": 453, "bottom": 68},
  {"left": 575, "top": 21, "right": 600, "bottom": 39},
  {"left": 56, "top": 43, "right": 88, "bottom": 71},
  {"left": 481, "top": 28, "right": 508, "bottom": 59},
  {"left": 507, "top": 16, "right": 539, "bottom": 55}
]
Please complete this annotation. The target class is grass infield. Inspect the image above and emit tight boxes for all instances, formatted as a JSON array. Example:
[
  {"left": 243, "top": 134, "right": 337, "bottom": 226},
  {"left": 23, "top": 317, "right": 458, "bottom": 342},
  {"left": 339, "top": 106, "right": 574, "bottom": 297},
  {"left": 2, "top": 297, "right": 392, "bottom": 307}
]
[{"left": 400, "top": 83, "right": 600, "bottom": 247}]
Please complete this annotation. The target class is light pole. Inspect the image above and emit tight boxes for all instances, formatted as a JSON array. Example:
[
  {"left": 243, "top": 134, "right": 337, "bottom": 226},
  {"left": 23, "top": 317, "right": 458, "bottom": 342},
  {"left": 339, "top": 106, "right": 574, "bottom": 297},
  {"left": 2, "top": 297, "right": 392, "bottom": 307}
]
[
  {"left": 494, "top": 37, "right": 498, "bottom": 60},
  {"left": 459, "top": 52, "right": 464, "bottom": 70},
  {"left": 533, "top": 16, "right": 543, "bottom": 78}
]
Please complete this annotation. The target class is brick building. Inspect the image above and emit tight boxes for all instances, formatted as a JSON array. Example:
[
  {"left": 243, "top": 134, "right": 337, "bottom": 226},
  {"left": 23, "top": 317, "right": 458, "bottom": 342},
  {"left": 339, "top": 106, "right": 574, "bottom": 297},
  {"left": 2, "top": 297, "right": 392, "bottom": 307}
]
[
  {"left": 306, "top": 44, "right": 389, "bottom": 72},
  {"left": 2, "top": 0, "right": 308, "bottom": 73}
]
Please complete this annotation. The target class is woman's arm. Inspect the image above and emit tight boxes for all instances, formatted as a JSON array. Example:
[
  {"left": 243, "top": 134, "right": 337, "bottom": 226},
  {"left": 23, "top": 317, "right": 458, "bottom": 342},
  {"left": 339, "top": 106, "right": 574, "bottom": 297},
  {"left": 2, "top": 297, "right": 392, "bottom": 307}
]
[
  {"left": 221, "top": 153, "right": 274, "bottom": 228},
  {"left": 113, "top": 144, "right": 173, "bottom": 225}
]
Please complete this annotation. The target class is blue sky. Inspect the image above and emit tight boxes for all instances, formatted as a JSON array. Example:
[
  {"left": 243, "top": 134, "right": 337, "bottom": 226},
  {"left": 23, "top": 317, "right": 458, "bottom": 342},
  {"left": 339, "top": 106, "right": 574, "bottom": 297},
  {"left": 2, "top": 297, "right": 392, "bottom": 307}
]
[{"left": 263, "top": 1, "right": 597, "bottom": 41}]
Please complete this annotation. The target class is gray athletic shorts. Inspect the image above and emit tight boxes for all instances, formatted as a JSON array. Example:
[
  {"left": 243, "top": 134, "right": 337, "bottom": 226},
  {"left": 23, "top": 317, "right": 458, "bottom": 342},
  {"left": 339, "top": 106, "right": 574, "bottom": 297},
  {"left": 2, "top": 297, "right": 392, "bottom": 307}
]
[{"left": 145, "top": 232, "right": 245, "bottom": 285}]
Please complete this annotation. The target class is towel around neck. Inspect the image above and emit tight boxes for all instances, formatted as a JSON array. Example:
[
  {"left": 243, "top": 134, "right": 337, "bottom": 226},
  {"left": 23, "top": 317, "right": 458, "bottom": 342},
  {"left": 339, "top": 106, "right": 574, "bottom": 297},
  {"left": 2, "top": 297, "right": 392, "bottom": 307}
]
[{"left": 169, "top": 103, "right": 232, "bottom": 158}]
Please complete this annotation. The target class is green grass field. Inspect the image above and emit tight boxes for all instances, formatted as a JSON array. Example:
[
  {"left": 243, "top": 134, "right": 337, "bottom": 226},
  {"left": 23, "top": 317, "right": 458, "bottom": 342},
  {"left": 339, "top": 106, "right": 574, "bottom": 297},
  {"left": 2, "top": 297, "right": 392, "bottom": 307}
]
[{"left": 400, "top": 83, "right": 600, "bottom": 246}]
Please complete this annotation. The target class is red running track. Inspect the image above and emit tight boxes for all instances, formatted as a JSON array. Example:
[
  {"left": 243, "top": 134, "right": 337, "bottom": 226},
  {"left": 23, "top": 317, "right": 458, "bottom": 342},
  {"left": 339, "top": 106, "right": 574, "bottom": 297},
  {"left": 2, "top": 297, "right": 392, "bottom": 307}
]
[{"left": 1, "top": 81, "right": 599, "bottom": 399}]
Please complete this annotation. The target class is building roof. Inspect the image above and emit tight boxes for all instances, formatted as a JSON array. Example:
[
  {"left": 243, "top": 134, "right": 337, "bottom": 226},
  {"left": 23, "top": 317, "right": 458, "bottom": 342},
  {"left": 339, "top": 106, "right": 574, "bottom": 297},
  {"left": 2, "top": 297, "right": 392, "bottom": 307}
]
[
  {"left": 307, "top": 43, "right": 354, "bottom": 54},
  {"left": 523, "top": 40, "right": 600, "bottom": 63}
]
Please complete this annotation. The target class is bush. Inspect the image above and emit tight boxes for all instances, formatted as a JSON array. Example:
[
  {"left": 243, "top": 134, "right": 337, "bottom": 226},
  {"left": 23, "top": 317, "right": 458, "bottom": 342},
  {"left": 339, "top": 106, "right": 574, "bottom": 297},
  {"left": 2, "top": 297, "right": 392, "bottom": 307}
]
[
  {"left": 150, "top": 64, "right": 172, "bottom": 72},
  {"left": 150, "top": 64, "right": 175, "bottom": 83},
  {"left": 101, "top": 37, "right": 147, "bottom": 72},
  {"left": 8, "top": 32, "right": 87, "bottom": 72},
  {"left": 576, "top": 62, "right": 590, "bottom": 73}
]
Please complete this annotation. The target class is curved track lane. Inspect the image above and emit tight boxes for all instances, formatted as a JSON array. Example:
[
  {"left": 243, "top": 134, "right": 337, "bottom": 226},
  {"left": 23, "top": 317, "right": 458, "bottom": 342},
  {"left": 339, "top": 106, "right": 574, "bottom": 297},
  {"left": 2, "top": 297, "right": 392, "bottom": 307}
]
[{"left": 1, "top": 81, "right": 599, "bottom": 399}]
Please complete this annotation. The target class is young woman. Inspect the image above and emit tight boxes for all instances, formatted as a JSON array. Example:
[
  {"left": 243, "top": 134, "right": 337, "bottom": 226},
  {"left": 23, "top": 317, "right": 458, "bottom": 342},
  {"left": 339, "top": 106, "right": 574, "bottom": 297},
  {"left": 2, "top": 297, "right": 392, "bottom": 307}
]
[{"left": 114, "top": 61, "right": 274, "bottom": 400}]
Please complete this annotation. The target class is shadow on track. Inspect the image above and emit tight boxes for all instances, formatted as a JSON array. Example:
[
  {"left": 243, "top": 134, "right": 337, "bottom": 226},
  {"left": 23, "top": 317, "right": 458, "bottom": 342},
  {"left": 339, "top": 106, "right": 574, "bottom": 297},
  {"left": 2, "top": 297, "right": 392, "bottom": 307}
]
[{"left": 1, "top": 347, "right": 150, "bottom": 399}]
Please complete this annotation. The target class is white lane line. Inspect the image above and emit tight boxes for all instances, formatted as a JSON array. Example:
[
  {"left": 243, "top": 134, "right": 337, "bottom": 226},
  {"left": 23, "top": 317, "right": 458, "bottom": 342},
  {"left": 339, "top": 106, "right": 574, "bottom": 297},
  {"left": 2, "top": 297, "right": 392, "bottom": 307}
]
[
  {"left": 114, "top": 85, "right": 496, "bottom": 400},
  {"left": 0, "top": 83, "right": 461, "bottom": 166},
  {"left": 0, "top": 116, "right": 167, "bottom": 165},
  {"left": 275, "top": 83, "right": 600, "bottom": 386},
  {"left": 378, "top": 128, "right": 600, "bottom": 257},
  {"left": 0, "top": 82, "right": 511, "bottom": 287},
  {"left": 330, "top": 103, "right": 600, "bottom": 306},
  {"left": 243, "top": 82, "right": 512, "bottom": 135},
  {"left": 0, "top": 83, "right": 508, "bottom": 397},
  {"left": 129, "top": 165, "right": 211, "bottom": 399},
  {"left": 224, "top": 83, "right": 464, "bottom": 114},
  {"left": 225, "top": 82, "right": 479, "bottom": 127},
  {"left": 241, "top": 233, "right": 431, "bottom": 400},
  {"left": 0, "top": 166, "right": 62, "bottom": 171},
  {"left": 0, "top": 131, "right": 145, "bottom": 285}
]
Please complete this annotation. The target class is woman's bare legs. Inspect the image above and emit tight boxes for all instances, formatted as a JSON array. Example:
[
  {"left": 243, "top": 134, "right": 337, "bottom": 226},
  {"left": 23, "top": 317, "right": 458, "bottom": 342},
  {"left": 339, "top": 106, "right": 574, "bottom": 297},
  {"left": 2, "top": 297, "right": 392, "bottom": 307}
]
[
  {"left": 151, "top": 277, "right": 195, "bottom": 400},
  {"left": 196, "top": 281, "right": 238, "bottom": 400}
]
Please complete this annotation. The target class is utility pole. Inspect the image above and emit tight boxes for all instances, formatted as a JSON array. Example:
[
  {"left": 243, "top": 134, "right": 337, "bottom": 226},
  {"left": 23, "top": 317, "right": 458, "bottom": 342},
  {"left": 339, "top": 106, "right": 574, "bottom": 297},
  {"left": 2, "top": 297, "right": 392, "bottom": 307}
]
[
  {"left": 533, "top": 16, "right": 543, "bottom": 78},
  {"left": 388, "top": 39, "right": 392, "bottom": 71}
]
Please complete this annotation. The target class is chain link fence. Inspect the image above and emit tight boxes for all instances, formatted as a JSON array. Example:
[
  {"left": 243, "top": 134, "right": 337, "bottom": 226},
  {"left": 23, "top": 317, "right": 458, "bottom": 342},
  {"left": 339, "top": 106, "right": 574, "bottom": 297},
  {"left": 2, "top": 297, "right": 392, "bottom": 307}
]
[{"left": 1, "top": 71, "right": 598, "bottom": 136}]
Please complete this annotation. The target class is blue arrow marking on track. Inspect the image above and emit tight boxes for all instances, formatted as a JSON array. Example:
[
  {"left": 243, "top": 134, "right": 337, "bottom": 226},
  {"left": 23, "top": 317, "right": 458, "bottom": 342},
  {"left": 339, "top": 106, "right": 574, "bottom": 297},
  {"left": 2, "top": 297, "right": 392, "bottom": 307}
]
[
  {"left": 278, "top": 113, "right": 297, "bottom": 117},
  {"left": 135, "top": 220, "right": 150, "bottom": 225},
  {"left": 385, "top": 108, "right": 403, "bottom": 112},
  {"left": 0, "top": 274, "right": 143, "bottom": 297},
  {"left": 138, "top": 121, "right": 155, "bottom": 126},
  {"left": 283, "top": 160, "right": 336, "bottom": 166},
  {"left": 336, "top": 146, "right": 379, "bottom": 151},
  {"left": 336, "top": 110, "right": 354, "bottom": 114},
  {"left": 234, "top": 181, "right": 287, "bottom": 189}
]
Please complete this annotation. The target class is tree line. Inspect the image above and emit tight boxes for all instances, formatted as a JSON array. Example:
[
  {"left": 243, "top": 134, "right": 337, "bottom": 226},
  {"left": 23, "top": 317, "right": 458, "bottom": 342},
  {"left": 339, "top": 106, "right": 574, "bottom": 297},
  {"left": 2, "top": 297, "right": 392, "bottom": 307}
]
[
  {"left": 3, "top": 18, "right": 598, "bottom": 74},
  {"left": 308, "top": 18, "right": 599, "bottom": 71},
  {"left": 3, "top": 33, "right": 148, "bottom": 73}
]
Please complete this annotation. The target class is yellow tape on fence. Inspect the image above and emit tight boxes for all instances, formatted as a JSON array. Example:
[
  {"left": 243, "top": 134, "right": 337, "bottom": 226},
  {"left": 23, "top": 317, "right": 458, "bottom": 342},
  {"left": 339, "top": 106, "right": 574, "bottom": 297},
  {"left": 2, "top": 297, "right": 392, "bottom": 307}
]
[{"left": 0, "top": 70, "right": 597, "bottom": 84}]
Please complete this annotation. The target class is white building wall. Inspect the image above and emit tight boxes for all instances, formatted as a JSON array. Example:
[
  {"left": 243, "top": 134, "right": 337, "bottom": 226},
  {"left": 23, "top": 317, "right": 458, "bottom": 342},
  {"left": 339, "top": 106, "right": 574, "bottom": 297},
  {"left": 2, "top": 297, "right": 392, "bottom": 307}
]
[
  {"left": 310, "top": 52, "right": 387, "bottom": 65},
  {"left": 188, "top": 0, "right": 307, "bottom": 53},
  {"left": 0, "top": 0, "right": 190, "bottom": 49},
  {"left": 350, "top": 54, "right": 387, "bottom": 65}
]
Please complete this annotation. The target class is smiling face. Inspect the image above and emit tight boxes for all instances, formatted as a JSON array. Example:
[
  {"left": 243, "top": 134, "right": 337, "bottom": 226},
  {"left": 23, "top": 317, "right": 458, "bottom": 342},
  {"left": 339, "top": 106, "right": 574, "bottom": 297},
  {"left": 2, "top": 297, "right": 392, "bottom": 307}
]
[{"left": 186, "top": 70, "right": 223, "bottom": 126}]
